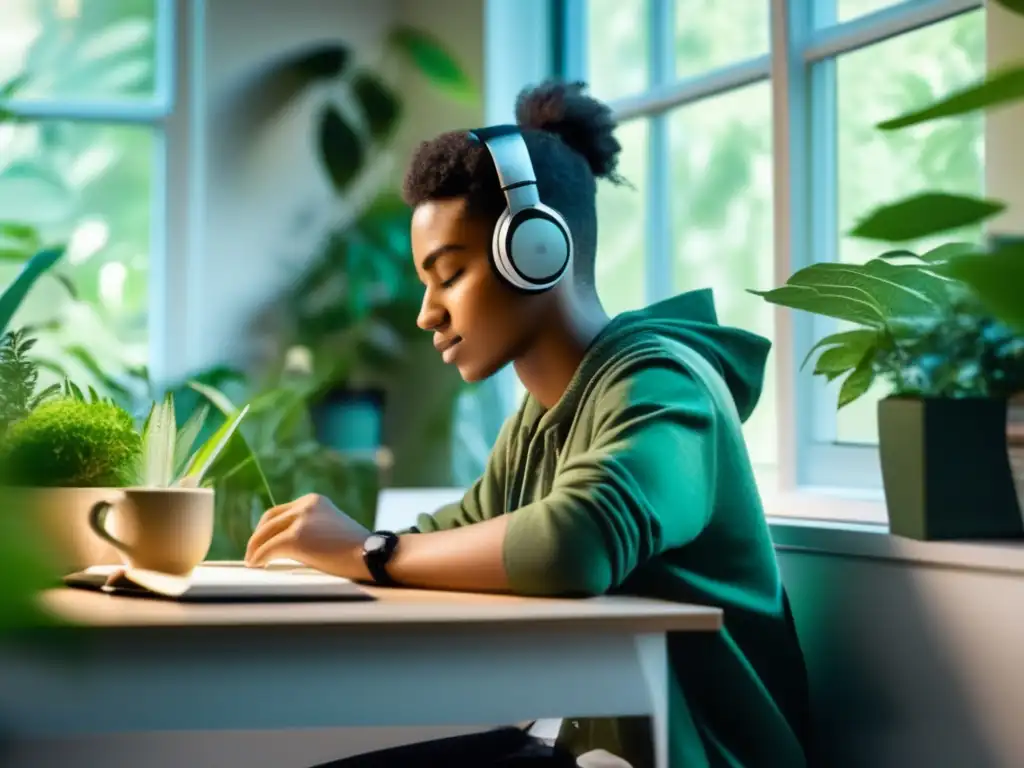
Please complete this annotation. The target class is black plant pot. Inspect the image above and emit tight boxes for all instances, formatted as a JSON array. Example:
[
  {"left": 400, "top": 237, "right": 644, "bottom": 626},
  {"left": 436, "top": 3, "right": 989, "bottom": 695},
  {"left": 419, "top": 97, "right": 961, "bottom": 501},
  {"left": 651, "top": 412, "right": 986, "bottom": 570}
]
[{"left": 878, "top": 396, "right": 1024, "bottom": 541}]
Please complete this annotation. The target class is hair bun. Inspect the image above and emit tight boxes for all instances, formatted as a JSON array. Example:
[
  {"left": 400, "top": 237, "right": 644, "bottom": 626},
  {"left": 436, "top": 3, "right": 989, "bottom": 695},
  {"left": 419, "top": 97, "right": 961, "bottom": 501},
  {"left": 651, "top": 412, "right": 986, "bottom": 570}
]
[{"left": 514, "top": 80, "right": 623, "bottom": 181}]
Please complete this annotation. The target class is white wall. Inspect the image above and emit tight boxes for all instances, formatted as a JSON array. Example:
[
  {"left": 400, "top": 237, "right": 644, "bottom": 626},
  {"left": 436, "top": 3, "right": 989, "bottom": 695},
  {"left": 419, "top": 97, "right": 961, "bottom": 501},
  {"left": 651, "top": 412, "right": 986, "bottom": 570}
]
[
  {"left": 187, "top": 0, "right": 398, "bottom": 376},
  {"left": 985, "top": 0, "right": 1024, "bottom": 236},
  {"left": 778, "top": 537, "right": 1024, "bottom": 767}
]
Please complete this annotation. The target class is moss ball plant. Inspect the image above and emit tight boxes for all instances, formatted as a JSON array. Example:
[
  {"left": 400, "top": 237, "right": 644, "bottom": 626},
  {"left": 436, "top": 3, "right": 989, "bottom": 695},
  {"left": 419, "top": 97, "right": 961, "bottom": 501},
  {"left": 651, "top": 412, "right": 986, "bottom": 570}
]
[{"left": 0, "top": 398, "right": 142, "bottom": 488}]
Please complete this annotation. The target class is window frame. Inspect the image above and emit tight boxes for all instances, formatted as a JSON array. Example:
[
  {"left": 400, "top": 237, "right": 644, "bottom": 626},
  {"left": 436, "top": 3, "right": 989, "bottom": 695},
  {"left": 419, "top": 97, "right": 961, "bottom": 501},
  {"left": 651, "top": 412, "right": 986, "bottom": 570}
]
[
  {"left": 0, "top": 0, "right": 199, "bottom": 389},
  {"left": 557, "top": 0, "right": 984, "bottom": 507}
]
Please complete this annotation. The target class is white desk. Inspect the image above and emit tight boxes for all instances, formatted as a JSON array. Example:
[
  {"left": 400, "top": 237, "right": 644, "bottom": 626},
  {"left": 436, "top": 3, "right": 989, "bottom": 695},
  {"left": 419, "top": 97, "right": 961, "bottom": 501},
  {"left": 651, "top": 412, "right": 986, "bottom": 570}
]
[{"left": 0, "top": 587, "right": 722, "bottom": 767}]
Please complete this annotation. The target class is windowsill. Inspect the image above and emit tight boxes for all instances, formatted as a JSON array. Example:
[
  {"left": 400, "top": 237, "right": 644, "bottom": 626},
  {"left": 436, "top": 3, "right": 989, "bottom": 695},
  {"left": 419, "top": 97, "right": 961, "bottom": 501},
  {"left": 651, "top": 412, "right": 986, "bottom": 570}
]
[{"left": 768, "top": 505, "right": 1024, "bottom": 576}]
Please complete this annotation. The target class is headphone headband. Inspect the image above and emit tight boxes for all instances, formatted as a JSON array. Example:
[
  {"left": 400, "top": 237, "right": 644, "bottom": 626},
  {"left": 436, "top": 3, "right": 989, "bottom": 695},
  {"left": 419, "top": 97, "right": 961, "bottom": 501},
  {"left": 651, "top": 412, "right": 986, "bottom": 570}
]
[{"left": 468, "top": 125, "right": 540, "bottom": 214}]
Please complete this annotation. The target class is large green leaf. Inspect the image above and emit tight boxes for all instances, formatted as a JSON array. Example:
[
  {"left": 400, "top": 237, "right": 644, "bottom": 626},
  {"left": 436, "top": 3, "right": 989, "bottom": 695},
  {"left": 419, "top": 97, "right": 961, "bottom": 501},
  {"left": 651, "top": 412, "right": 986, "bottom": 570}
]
[
  {"left": 0, "top": 247, "right": 64, "bottom": 336},
  {"left": 188, "top": 380, "right": 275, "bottom": 505},
  {"left": 877, "top": 63, "right": 1024, "bottom": 131},
  {"left": 748, "top": 284, "right": 885, "bottom": 327},
  {"left": 0, "top": 222, "right": 39, "bottom": 248},
  {"left": 388, "top": 26, "right": 477, "bottom": 103},
  {"left": 919, "top": 242, "right": 977, "bottom": 263},
  {"left": 849, "top": 192, "right": 1005, "bottom": 243},
  {"left": 318, "top": 105, "right": 364, "bottom": 192},
  {"left": 944, "top": 241, "right": 1024, "bottom": 331},
  {"left": 787, "top": 260, "right": 946, "bottom": 316},
  {"left": 181, "top": 404, "right": 251, "bottom": 487},
  {"left": 141, "top": 393, "right": 177, "bottom": 487},
  {"left": 174, "top": 403, "right": 210, "bottom": 477},
  {"left": 837, "top": 351, "right": 876, "bottom": 409},
  {"left": 352, "top": 70, "right": 401, "bottom": 142},
  {"left": 801, "top": 329, "right": 880, "bottom": 370},
  {"left": 292, "top": 44, "right": 350, "bottom": 81}
]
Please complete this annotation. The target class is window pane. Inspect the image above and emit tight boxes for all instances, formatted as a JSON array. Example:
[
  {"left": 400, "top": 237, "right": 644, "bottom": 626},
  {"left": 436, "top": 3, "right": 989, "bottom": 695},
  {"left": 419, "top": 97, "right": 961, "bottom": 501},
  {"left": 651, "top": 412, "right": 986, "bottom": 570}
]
[
  {"left": 675, "top": 0, "right": 769, "bottom": 79},
  {"left": 587, "top": 0, "right": 649, "bottom": 101},
  {"left": 0, "top": 0, "right": 157, "bottom": 102},
  {"left": 0, "top": 121, "right": 152, "bottom": 387},
  {"left": 596, "top": 118, "right": 649, "bottom": 317},
  {"left": 670, "top": 83, "right": 776, "bottom": 471},
  {"left": 834, "top": 12, "right": 985, "bottom": 444}
]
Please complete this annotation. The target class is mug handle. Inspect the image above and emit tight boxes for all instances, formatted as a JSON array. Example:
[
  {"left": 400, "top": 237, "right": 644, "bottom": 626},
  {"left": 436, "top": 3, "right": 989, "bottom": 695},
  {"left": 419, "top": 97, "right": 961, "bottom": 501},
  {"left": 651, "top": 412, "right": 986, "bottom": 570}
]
[{"left": 88, "top": 496, "right": 132, "bottom": 556}]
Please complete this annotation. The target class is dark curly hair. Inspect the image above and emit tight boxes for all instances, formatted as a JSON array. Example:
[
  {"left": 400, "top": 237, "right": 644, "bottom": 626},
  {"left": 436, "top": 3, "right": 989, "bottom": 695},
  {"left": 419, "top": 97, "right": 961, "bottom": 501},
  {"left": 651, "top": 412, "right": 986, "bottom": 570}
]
[{"left": 401, "top": 80, "right": 628, "bottom": 290}]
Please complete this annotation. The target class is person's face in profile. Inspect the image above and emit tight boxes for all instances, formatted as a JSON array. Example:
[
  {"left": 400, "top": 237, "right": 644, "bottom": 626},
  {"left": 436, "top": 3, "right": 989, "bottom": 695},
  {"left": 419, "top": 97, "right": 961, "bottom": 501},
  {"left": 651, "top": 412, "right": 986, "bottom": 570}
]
[{"left": 411, "top": 197, "right": 539, "bottom": 382}]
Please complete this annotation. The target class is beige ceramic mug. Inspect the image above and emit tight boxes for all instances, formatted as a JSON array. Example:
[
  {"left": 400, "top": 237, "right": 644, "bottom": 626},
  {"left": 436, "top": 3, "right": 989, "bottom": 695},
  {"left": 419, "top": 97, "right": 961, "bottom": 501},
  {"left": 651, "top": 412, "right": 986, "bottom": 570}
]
[{"left": 88, "top": 487, "right": 215, "bottom": 575}]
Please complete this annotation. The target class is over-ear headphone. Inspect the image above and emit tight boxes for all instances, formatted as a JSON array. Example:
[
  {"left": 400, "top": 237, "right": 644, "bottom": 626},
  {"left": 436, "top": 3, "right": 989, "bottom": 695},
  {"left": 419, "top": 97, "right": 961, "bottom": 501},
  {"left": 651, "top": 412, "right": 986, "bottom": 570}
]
[{"left": 467, "top": 124, "right": 573, "bottom": 293}]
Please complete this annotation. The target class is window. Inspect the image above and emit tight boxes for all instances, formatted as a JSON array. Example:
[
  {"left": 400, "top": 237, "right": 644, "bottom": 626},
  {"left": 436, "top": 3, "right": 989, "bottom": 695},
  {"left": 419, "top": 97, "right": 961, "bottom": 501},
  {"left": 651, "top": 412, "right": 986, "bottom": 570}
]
[
  {"left": 0, "top": 0, "right": 172, "bottom": 392},
  {"left": 560, "top": 0, "right": 986, "bottom": 505}
]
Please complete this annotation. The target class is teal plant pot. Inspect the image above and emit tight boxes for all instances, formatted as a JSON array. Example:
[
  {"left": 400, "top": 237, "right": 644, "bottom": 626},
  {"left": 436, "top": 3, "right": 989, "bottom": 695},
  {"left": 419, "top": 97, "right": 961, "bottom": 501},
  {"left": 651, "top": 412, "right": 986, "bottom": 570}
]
[{"left": 878, "top": 396, "right": 1024, "bottom": 540}]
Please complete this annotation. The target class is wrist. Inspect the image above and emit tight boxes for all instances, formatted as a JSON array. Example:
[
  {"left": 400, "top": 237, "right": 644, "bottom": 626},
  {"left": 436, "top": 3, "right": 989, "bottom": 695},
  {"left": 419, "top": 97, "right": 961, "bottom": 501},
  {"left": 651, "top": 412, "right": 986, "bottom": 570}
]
[{"left": 339, "top": 543, "right": 372, "bottom": 582}]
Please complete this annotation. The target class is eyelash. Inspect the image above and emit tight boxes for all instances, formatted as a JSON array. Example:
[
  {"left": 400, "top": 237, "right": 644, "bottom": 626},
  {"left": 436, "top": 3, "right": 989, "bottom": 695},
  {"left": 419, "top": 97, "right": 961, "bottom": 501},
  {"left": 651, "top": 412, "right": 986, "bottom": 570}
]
[{"left": 440, "top": 269, "right": 464, "bottom": 289}]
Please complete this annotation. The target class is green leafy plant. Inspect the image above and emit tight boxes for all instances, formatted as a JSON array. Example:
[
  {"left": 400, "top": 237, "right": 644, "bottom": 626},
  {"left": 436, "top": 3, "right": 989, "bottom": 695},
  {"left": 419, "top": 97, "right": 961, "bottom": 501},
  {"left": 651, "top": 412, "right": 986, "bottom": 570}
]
[
  {"left": 189, "top": 374, "right": 382, "bottom": 559},
  {"left": 850, "top": 1, "right": 1024, "bottom": 331},
  {"left": 753, "top": 0, "right": 1024, "bottom": 406},
  {"left": 134, "top": 390, "right": 253, "bottom": 489},
  {"left": 258, "top": 26, "right": 478, "bottom": 408},
  {"left": 0, "top": 396, "right": 142, "bottom": 488},
  {"left": 0, "top": 328, "right": 62, "bottom": 435},
  {"left": 0, "top": 246, "right": 64, "bottom": 337}
]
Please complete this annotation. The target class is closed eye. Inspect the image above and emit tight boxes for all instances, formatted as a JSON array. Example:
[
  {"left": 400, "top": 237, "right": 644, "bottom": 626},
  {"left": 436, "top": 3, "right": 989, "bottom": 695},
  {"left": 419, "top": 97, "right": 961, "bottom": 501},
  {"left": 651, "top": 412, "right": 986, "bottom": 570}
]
[{"left": 440, "top": 269, "right": 464, "bottom": 289}]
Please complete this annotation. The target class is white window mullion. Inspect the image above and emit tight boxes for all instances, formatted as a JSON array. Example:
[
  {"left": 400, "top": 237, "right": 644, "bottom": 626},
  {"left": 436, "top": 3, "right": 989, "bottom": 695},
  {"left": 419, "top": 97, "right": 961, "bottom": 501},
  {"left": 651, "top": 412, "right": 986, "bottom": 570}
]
[
  {"left": 645, "top": 0, "right": 674, "bottom": 305},
  {"left": 1, "top": 100, "right": 166, "bottom": 124},
  {"left": 560, "top": 0, "right": 588, "bottom": 80},
  {"left": 152, "top": 0, "right": 204, "bottom": 388},
  {"left": 154, "top": 0, "right": 177, "bottom": 112},
  {"left": 610, "top": 54, "right": 770, "bottom": 123},
  {"left": 769, "top": 0, "right": 816, "bottom": 492},
  {"left": 808, "top": 0, "right": 841, "bottom": 447},
  {"left": 805, "top": 0, "right": 982, "bottom": 62}
]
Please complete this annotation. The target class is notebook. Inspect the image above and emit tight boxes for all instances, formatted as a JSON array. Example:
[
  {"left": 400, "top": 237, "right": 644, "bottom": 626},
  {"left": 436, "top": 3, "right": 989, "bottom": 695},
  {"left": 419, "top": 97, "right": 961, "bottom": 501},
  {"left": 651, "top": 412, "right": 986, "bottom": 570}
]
[{"left": 63, "top": 560, "right": 375, "bottom": 603}]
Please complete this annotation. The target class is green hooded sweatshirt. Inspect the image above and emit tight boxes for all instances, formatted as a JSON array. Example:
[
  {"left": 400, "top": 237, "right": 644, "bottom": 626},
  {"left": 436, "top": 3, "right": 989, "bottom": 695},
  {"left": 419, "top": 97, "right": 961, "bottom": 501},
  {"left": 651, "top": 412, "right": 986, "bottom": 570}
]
[{"left": 410, "top": 289, "right": 814, "bottom": 768}]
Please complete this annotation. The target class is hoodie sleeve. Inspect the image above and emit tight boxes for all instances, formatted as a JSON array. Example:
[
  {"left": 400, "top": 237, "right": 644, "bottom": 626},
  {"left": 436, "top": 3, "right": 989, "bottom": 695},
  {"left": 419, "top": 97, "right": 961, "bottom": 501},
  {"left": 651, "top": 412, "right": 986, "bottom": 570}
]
[
  {"left": 502, "top": 360, "right": 718, "bottom": 596},
  {"left": 408, "top": 416, "right": 514, "bottom": 532}
]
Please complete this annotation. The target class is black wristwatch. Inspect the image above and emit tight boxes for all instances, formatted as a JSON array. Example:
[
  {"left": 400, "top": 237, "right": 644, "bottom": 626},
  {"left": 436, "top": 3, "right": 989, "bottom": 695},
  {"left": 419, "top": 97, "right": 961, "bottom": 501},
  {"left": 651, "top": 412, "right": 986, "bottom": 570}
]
[{"left": 362, "top": 530, "right": 400, "bottom": 586}]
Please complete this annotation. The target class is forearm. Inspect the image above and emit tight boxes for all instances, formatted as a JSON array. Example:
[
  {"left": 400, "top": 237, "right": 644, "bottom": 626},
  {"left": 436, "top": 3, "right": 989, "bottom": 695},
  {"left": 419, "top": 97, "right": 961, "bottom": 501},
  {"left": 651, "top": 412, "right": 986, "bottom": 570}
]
[{"left": 387, "top": 514, "right": 512, "bottom": 593}]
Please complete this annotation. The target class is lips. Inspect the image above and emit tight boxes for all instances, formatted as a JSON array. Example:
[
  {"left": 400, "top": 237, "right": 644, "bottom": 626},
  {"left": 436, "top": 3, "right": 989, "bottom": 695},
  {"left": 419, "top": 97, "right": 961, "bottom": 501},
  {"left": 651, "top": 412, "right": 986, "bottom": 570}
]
[{"left": 434, "top": 335, "right": 463, "bottom": 363}]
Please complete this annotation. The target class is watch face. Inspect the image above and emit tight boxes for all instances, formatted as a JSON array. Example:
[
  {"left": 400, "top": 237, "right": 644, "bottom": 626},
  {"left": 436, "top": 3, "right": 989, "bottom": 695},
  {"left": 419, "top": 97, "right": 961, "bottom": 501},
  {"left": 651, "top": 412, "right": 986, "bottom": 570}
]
[{"left": 365, "top": 535, "right": 385, "bottom": 553}]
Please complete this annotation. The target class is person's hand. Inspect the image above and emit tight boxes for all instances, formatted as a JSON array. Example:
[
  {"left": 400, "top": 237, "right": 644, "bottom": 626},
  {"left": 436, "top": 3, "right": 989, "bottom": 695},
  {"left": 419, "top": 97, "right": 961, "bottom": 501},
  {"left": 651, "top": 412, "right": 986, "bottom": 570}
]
[{"left": 244, "top": 493, "right": 371, "bottom": 579}]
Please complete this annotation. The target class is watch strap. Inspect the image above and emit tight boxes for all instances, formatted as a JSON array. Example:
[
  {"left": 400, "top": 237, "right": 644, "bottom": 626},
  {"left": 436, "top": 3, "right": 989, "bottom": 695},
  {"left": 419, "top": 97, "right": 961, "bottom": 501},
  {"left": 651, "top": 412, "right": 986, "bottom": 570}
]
[{"left": 362, "top": 530, "right": 400, "bottom": 586}]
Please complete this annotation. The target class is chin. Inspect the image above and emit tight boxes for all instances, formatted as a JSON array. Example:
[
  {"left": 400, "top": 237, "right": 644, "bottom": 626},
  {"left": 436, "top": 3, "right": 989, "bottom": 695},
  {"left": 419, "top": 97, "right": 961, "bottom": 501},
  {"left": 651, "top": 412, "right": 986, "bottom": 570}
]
[{"left": 456, "top": 356, "right": 506, "bottom": 384}]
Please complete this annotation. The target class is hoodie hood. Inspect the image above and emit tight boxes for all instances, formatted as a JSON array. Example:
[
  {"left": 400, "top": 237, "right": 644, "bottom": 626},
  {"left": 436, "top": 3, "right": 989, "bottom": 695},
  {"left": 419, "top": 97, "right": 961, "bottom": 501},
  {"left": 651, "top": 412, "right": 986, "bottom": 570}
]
[{"left": 545, "top": 288, "right": 770, "bottom": 425}]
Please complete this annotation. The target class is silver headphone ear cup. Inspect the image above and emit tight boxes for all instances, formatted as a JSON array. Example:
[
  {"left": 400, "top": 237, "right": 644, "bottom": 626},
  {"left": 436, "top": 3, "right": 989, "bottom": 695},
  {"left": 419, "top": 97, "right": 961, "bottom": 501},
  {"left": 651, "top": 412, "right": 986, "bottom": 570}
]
[
  {"left": 491, "top": 208, "right": 519, "bottom": 287},
  {"left": 503, "top": 205, "right": 572, "bottom": 291}
]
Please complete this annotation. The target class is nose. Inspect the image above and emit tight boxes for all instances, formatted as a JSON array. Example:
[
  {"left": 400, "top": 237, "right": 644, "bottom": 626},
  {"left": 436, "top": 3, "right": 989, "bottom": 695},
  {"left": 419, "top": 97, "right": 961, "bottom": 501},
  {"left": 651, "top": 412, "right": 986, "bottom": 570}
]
[{"left": 416, "top": 287, "right": 449, "bottom": 332}]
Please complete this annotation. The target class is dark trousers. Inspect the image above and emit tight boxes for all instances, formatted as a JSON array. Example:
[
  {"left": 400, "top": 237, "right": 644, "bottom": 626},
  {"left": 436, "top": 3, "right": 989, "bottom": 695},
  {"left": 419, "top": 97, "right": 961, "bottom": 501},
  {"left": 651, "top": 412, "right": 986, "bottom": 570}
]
[{"left": 310, "top": 726, "right": 578, "bottom": 767}]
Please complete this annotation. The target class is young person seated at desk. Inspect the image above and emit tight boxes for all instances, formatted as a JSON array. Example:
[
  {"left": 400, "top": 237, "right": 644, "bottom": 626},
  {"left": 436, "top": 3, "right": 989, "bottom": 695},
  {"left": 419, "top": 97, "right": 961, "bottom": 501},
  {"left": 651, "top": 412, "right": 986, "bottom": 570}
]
[{"left": 245, "top": 80, "right": 815, "bottom": 768}]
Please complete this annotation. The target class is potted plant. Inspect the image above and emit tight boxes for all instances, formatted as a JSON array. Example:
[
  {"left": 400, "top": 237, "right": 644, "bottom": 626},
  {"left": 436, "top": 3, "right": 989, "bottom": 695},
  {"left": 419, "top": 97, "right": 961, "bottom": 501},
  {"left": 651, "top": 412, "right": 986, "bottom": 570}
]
[
  {"left": 248, "top": 26, "right": 477, "bottom": 466},
  {"left": 0, "top": 328, "right": 255, "bottom": 574},
  {"left": 0, "top": 334, "right": 143, "bottom": 572},
  {"left": 0, "top": 243, "right": 70, "bottom": 623},
  {"left": 189, "top": 369, "right": 389, "bottom": 560},
  {"left": 752, "top": 0, "right": 1024, "bottom": 539},
  {"left": 752, "top": 253, "right": 1023, "bottom": 540}
]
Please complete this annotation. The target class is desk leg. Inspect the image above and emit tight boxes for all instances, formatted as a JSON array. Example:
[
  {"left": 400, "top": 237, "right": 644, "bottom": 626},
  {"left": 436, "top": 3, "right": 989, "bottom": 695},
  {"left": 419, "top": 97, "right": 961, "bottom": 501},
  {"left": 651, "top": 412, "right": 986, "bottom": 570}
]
[{"left": 635, "top": 634, "right": 669, "bottom": 768}]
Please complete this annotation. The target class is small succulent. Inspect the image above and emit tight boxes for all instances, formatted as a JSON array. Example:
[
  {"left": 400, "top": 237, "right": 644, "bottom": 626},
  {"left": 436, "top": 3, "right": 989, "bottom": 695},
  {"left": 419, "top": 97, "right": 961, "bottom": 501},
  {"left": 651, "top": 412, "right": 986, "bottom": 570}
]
[{"left": 0, "top": 397, "right": 142, "bottom": 488}]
